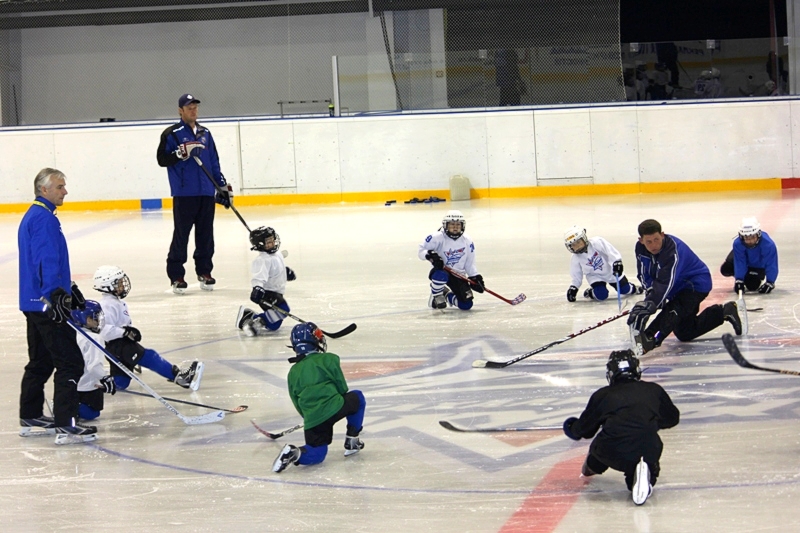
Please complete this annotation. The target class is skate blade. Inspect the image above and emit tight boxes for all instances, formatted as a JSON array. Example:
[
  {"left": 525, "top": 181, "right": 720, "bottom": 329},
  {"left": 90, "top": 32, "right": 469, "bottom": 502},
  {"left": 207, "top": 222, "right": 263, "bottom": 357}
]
[
  {"left": 190, "top": 362, "right": 205, "bottom": 391},
  {"left": 54, "top": 433, "right": 98, "bottom": 445},
  {"left": 200, "top": 284, "right": 214, "bottom": 291},
  {"left": 19, "top": 427, "right": 56, "bottom": 437}
]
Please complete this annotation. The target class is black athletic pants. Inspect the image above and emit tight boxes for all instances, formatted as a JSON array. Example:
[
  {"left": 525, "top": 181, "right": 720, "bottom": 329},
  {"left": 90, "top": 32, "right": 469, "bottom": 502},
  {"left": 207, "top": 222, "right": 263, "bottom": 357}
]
[
  {"left": 644, "top": 289, "right": 724, "bottom": 343},
  {"left": 20, "top": 312, "right": 84, "bottom": 426},
  {"left": 720, "top": 250, "right": 765, "bottom": 290},
  {"left": 167, "top": 195, "right": 215, "bottom": 282}
]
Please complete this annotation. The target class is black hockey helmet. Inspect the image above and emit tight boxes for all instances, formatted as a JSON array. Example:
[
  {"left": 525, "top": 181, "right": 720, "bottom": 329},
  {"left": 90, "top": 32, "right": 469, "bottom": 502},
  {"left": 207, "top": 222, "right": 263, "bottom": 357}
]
[
  {"left": 606, "top": 349, "right": 642, "bottom": 385},
  {"left": 250, "top": 226, "right": 280, "bottom": 254}
]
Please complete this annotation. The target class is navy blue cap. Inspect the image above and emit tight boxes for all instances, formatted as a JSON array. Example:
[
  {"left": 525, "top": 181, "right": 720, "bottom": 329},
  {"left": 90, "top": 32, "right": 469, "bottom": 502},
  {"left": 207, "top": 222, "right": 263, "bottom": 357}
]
[{"left": 178, "top": 93, "right": 201, "bottom": 107}]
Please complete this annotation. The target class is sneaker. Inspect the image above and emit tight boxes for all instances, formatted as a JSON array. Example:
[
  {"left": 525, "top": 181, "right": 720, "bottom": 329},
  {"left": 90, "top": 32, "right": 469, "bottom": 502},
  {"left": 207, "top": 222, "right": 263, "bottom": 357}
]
[
  {"left": 632, "top": 457, "right": 652, "bottom": 505},
  {"left": 723, "top": 301, "right": 743, "bottom": 335},
  {"left": 172, "top": 278, "right": 188, "bottom": 295},
  {"left": 54, "top": 422, "right": 98, "bottom": 445},
  {"left": 236, "top": 306, "right": 256, "bottom": 336},
  {"left": 344, "top": 435, "right": 365, "bottom": 457},
  {"left": 174, "top": 361, "right": 204, "bottom": 391},
  {"left": 198, "top": 274, "right": 216, "bottom": 291},
  {"left": 273, "top": 444, "right": 301, "bottom": 473},
  {"left": 19, "top": 416, "right": 56, "bottom": 437}
]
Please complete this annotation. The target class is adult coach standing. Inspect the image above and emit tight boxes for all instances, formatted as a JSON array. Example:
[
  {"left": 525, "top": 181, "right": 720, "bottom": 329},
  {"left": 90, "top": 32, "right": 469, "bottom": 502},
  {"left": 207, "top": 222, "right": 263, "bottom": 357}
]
[
  {"left": 156, "top": 93, "right": 232, "bottom": 294},
  {"left": 18, "top": 168, "right": 97, "bottom": 444}
]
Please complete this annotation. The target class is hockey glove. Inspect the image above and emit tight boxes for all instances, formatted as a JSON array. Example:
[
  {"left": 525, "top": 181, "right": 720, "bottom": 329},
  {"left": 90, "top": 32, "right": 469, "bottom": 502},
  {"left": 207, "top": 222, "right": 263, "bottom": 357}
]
[
  {"left": 425, "top": 250, "right": 445, "bottom": 270},
  {"left": 758, "top": 281, "right": 775, "bottom": 294},
  {"left": 250, "top": 286, "right": 286, "bottom": 308},
  {"left": 566, "top": 285, "right": 578, "bottom": 302},
  {"left": 47, "top": 288, "right": 72, "bottom": 324},
  {"left": 174, "top": 141, "right": 205, "bottom": 161},
  {"left": 100, "top": 375, "right": 116, "bottom": 395},
  {"left": 469, "top": 274, "right": 485, "bottom": 293},
  {"left": 215, "top": 184, "right": 233, "bottom": 209},
  {"left": 612, "top": 260, "right": 624, "bottom": 276},
  {"left": 627, "top": 300, "right": 656, "bottom": 331},
  {"left": 70, "top": 281, "right": 86, "bottom": 310},
  {"left": 123, "top": 326, "right": 142, "bottom": 343},
  {"left": 563, "top": 417, "right": 581, "bottom": 441},
  {"left": 285, "top": 266, "right": 297, "bottom": 281},
  {"left": 734, "top": 280, "right": 746, "bottom": 294}
]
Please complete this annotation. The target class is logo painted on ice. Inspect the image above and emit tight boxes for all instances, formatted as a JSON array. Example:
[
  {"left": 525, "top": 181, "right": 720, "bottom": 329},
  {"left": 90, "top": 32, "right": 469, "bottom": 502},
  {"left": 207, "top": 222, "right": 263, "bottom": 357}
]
[
  {"left": 586, "top": 251, "right": 604, "bottom": 271},
  {"left": 445, "top": 247, "right": 466, "bottom": 265}
]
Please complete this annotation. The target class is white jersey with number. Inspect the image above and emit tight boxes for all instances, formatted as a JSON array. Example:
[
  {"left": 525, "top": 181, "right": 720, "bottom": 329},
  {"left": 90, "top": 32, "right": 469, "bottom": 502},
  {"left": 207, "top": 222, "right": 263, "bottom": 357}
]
[
  {"left": 97, "top": 292, "right": 132, "bottom": 343},
  {"left": 75, "top": 329, "right": 107, "bottom": 393},
  {"left": 252, "top": 251, "right": 287, "bottom": 293},
  {"left": 418, "top": 230, "right": 479, "bottom": 277},
  {"left": 569, "top": 236, "right": 623, "bottom": 288}
]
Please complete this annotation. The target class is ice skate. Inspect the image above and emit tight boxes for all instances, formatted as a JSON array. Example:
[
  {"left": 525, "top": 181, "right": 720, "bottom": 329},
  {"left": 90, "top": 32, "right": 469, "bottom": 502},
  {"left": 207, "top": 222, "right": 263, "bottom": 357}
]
[
  {"left": 171, "top": 278, "right": 188, "bottom": 295},
  {"left": 344, "top": 435, "right": 364, "bottom": 457},
  {"left": 273, "top": 444, "right": 301, "bottom": 473},
  {"left": 428, "top": 286, "right": 450, "bottom": 310},
  {"left": 236, "top": 306, "right": 256, "bottom": 336},
  {"left": 174, "top": 361, "right": 204, "bottom": 391},
  {"left": 632, "top": 457, "right": 652, "bottom": 505},
  {"left": 19, "top": 416, "right": 56, "bottom": 437},
  {"left": 197, "top": 273, "right": 215, "bottom": 291},
  {"left": 723, "top": 301, "right": 743, "bottom": 335},
  {"left": 54, "top": 422, "right": 98, "bottom": 445}
]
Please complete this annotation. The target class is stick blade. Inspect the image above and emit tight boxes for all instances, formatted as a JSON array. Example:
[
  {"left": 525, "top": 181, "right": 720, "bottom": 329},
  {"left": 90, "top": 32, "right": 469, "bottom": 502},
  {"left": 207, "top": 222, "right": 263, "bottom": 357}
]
[
  {"left": 722, "top": 333, "right": 750, "bottom": 369},
  {"left": 510, "top": 293, "right": 526, "bottom": 305},
  {"left": 181, "top": 410, "right": 226, "bottom": 425},
  {"left": 323, "top": 323, "right": 357, "bottom": 339},
  {"left": 472, "top": 359, "right": 487, "bottom": 368},
  {"left": 439, "top": 420, "right": 466, "bottom": 432},
  {"left": 229, "top": 405, "right": 249, "bottom": 413}
]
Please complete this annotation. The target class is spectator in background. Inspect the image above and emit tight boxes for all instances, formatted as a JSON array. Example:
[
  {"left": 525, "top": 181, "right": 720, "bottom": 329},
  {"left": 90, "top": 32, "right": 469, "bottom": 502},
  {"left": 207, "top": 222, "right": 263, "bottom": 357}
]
[
  {"left": 766, "top": 51, "right": 788, "bottom": 94},
  {"left": 656, "top": 42, "right": 680, "bottom": 88},
  {"left": 495, "top": 49, "right": 525, "bottom": 106}
]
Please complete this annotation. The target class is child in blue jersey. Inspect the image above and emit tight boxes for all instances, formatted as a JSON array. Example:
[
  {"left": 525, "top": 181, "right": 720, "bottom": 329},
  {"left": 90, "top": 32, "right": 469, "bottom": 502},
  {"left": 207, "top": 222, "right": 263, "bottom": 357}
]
[
  {"left": 627, "top": 219, "right": 742, "bottom": 353},
  {"left": 720, "top": 217, "right": 778, "bottom": 294},
  {"left": 272, "top": 323, "right": 366, "bottom": 473}
]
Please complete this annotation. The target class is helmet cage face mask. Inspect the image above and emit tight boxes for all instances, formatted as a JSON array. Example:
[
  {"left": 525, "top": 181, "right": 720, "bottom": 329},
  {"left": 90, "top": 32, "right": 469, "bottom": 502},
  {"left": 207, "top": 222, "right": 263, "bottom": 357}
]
[
  {"left": 250, "top": 226, "right": 281, "bottom": 254},
  {"left": 93, "top": 266, "right": 131, "bottom": 299},
  {"left": 442, "top": 211, "right": 466, "bottom": 239},
  {"left": 738, "top": 217, "right": 762, "bottom": 248},
  {"left": 564, "top": 226, "right": 588, "bottom": 254}
]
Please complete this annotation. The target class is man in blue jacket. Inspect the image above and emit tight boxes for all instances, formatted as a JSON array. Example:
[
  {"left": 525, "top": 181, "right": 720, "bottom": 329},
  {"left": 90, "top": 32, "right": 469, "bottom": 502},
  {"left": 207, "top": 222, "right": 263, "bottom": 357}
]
[
  {"left": 156, "top": 93, "right": 231, "bottom": 294},
  {"left": 18, "top": 168, "right": 96, "bottom": 444},
  {"left": 720, "top": 217, "right": 778, "bottom": 294},
  {"left": 628, "top": 219, "right": 742, "bottom": 353}
]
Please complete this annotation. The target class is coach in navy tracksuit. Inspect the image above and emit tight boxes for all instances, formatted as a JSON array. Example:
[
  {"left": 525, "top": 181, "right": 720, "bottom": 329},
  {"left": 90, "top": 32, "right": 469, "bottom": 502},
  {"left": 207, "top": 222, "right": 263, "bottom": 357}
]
[
  {"left": 156, "top": 93, "right": 231, "bottom": 294},
  {"left": 18, "top": 168, "right": 93, "bottom": 435},
  {"left": 627, "top": 219, "right": 741, "bottom": 353}
]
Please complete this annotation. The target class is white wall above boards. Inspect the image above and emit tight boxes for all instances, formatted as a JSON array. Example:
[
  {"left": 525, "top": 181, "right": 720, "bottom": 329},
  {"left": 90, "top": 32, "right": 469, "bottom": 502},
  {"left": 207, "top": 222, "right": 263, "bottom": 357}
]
[
  {"left": 534, "top": 109, "right": 593, "bottom": 184},
  {"left": 2, "top": 131, "right": 57, "bottom": 203},
  {"left": 485, "top": 112, "right": 536, "bottom": 189},
  {"left": 240, "top": 121, "right": 296, "bottom": 191},
  {"left": 588, "top": 107, "right": 640, "bottom": 185},
  {"left": 293, "top": 120, "right": 341, "bottom": 195}
]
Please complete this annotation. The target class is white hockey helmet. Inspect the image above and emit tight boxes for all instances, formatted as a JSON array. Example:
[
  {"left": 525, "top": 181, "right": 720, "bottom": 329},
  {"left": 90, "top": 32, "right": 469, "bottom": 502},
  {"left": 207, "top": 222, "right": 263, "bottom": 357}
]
[
  {"left": 738, "top": 217, "right": 762, "bottom": 247},
  {"left": 93, "top": 265, "right": 131, "bottom": 299},
  {"left": 564, "top": 225, "right": 588, "bottom": 254},
  {"left": 442, "top": 210, "right": 466, "bottom": 239}
]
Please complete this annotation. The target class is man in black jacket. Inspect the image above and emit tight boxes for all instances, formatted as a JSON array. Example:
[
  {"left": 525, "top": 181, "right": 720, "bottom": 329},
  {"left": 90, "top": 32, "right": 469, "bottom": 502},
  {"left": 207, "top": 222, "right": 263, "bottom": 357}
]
[{"left": 563, "top": 350, "right": 680, "bottom": 505}]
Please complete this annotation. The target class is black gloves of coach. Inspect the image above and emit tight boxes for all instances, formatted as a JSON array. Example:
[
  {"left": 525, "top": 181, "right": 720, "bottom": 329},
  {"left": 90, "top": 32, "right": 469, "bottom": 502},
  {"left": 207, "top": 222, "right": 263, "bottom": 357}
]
[
  {"left": 123, "top": 326, "right": 142, "bottom": 343},
  {"left": 47, "top": 288, "right": 72, "bottom": 324},
  {"left": 215, "top": 176, "right": 233, "bottom": 209},
  {"left": 566, "top": 285, "right": 578, "bottom": 302},
  {"left": 563, "top": 417, "right": 580, "bottom": 441},
  {"left": 469, "top": 274, "right": 485, "bottom": 293},
  {"left": 758, "top": 281, "right": 775, "bottom": 294},
  {"left": 100, "top": 375, "right": 116, "bottom": 395},
  {"left": 70, "top": 282, "right": 86, "bottom": 310},
  {"left": 627, "top": 300, "right": 657, "bottom": 331},
  {"left": 425, "top": 251, "right": 445, "bottom": 270},
  {"left": 612, "top": 260, "right": 624, "bottom": 276},
  {"left": 286, "top": 267, "right": 296, "bottom": 281}
]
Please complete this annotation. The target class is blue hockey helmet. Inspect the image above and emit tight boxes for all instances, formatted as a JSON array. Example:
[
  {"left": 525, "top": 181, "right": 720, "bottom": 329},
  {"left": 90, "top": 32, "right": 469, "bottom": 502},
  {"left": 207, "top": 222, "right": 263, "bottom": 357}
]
[
  {"left": 71, "top": 300, "right": 104, "bottom": 333},
  {"left": 606, "top": 349, "right": 641, "bottom": 385},
  {"left": 289, "top": 322, "right": 327, "bottom": 358}
]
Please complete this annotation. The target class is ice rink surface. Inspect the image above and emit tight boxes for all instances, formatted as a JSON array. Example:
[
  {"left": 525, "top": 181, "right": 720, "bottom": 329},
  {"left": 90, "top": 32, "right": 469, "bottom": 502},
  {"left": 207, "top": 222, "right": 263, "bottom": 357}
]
[{"left": 1, "top": 190, "right": 799, "bottom": 532}]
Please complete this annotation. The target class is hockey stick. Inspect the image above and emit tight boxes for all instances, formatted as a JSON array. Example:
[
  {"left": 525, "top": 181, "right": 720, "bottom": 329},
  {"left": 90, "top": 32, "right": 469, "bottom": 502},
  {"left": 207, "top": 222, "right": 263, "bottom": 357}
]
[
  {"left": 44, "top": 299, "right": 225, "bottom": 425},
  {"left": 443, "top": 266, "right": 526, "bottom": 306},
  {"left": 737, "top": 290, "right": 749, "bottom": 335},
  {"left": 120, "top": 389, "right": 247, "bottom": 413},
  {"left": 262, "top": 302, "right": 357, "bottom": 339},
  {"left": 614, "top": 272, "right": 622, "bottom": 314},
  {"left": 192, "top": 155, "right": 252, "bottom": 233},
  {"left": 439, "top": 420, "right": 561, "bottom": 433},
  {"left": 722, "top": 333, "right": 800, "bottom": 377},
  {"left": 473, "top": 310, "right": 630, "bottom": 368},
  {"left": 251, "top": 419, "right": 303, "bottom": 439}
]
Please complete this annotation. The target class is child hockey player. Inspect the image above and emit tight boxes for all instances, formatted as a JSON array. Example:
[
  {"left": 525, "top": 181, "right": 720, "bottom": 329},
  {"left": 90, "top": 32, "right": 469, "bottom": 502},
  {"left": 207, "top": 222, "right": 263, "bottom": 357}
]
[
  {"left": 719, "top": 217, "right": 779, "bottom": 294},
  {"left": 418, "top": 210, "right": 486, "bottom": 310},
  {"left": 563, "top": 225, "right": 642, "bottom": 302},
  {"left": 563, "top": 350, "right": 680, "bottom": 505},
  {"left": 235, "top": 226, "right": 296, "bottom": 335},
  {"left": 92, "top": 265, "right": 203, "bottom": 391},
  {"left": 273, "top": 323, "right": 366, "bottom": 473},
  {"left": 71, "top": 300, "right": 116, "bottom": 421}
]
